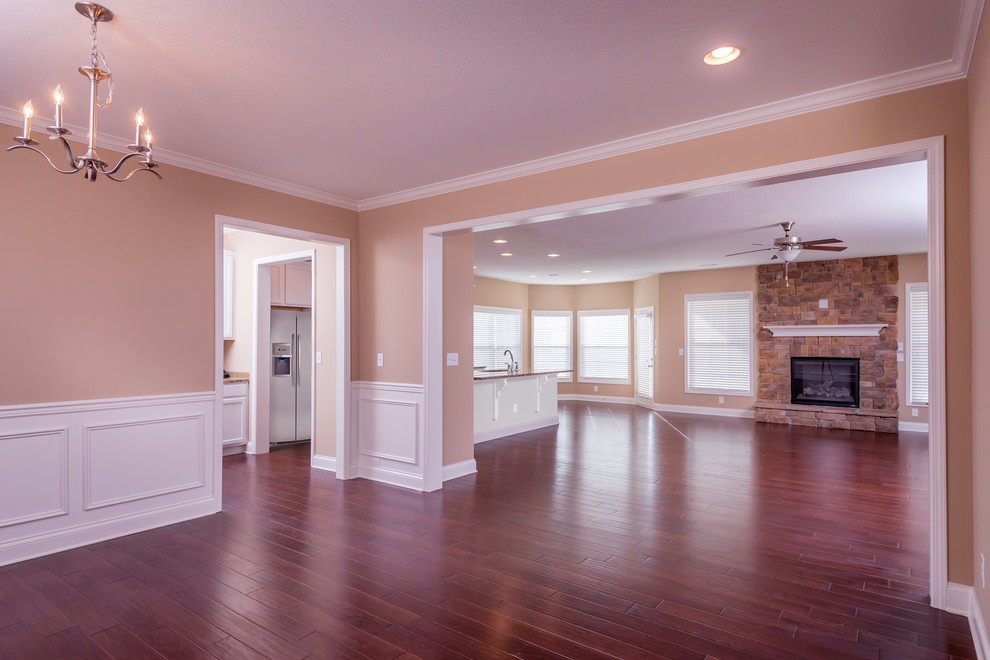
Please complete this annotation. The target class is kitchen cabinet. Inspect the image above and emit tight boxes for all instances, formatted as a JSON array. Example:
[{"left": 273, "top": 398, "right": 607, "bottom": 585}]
[
  {"left": 270, "top": 261, "right": 312, "bottom": 307},
  {"left": 223, "top": 250, "right": 235, "bottom": 340},
  {"left": 222, "top": 380, "right": 248, "bottom": 455}
]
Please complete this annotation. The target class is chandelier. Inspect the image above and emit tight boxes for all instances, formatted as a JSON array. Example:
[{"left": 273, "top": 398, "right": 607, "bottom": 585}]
[{"left": 7, "top": 2, "right": 161, "bottom": 182}]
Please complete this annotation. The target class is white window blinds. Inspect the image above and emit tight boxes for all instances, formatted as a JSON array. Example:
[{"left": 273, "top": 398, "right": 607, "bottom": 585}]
[
  {"left": 473, "top": 306, "right": 522, "bottom": 370},
  {"left": 532, "top": 311, "right": 572, "bottom": 382},
  {"left": 685, "top": 292, "right": 753, "bottom": 395},
  {"left": 578, "top": 309, "right": 630, "bottom": 384},
  {"left": 906, "top": 283, "right": 929, "bottom": 406}
]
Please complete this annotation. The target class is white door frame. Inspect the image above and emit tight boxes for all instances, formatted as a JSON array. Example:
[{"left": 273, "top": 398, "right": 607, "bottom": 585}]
[
  {"left": 634, "top": 306, "right": 655, "bottom": 407},
  {"left": 423, "top": 136, "right": 947, "bottom": 608},
  {"left": 214, "top": 215, "right": 353, "bottom": 484}
]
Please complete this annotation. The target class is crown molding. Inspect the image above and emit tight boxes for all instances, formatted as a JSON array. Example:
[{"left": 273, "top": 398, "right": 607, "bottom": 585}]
[{"left": 0, "top": 106, "right": 360, "bottom": 211}]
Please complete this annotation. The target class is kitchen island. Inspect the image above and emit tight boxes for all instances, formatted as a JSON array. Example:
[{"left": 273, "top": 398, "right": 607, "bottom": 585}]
[{"left": 473, "top": 370, "right": 570, "bottom": 443}]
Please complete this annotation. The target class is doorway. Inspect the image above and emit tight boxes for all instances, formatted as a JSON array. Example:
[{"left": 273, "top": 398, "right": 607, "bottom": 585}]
[
  {"left": 423, "top": 136, "right": 947, "bottom": 608},
  {"left": 634, "top": 307, "right": 655, "bottom": 407},
  {"left": 213, "top": 215, "right": 353, "bottom": 489}
]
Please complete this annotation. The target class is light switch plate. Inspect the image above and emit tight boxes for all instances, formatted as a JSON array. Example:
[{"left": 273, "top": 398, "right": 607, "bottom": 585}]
[
  {"left": 316, "top": 351, "right": 322, "bottom": 364},
  {"left": 678, "top": 348, "right": 684, "bottom": 356},
  {"left": 377, "top": 353, "right": 384, "bottom": 367},
  {"left": 446, "top": 353, "right": 459, "bottom": 366},
  {"left": 897, "top": 352, "right": 904, "bottom": 362}
]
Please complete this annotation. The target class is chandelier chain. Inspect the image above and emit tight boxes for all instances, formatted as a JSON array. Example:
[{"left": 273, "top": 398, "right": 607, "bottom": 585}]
[{"left": 89, "top": 17, "right": 113, "bottom": 108}]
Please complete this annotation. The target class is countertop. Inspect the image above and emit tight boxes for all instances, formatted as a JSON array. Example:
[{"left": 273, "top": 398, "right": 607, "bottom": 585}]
[
  {"left": 223, "top": 371, "right": 250, "bottom": 384},
  {"left": 473, "top": 370, "right": 572, "bottom": 381}
]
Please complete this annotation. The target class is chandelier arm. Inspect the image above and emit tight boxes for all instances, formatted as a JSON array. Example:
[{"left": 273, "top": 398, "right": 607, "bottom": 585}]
[
  {"left": 102, "top": 165, "right": 163, "bottom": 182},
  {"left": 6, "top": 144, "right": 83, "bottom": 175},
  {"left": 102, "top": 150, "right": 152, "bottom": 176},
  {"left": 54, "top": 136, "right": 81, "bottom": 170}
]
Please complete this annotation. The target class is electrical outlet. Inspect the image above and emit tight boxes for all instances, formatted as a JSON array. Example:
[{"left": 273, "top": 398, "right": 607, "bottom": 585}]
[
  {"left": 718, "top": 396, "right": 724, "bottom": 404},
  {"left": 912, "top": 408, "right": 918, "bottom": 417},
  {"left": 594, "top": 386, "right": 599, "bottom": 392},
  {"left": 818, "top": 299, "right": 828, "bottom": 309},
  {"left": 678, "top": 348, "right": 684, "bottom": 356},
  {"left": 316, "top": 351, "right": 322, "bottom": 364},
  {"left": 513, "top": 403, "right": 518, "bottom": 413},
  {"left": 446, "top": 352, "right": 458, "bottom": 366},
  {"left": 897, "top": 352, "right": 904, "bottom": 362},
  {"left": 377, "top": 353, "right": 384, "bottom": 367}
]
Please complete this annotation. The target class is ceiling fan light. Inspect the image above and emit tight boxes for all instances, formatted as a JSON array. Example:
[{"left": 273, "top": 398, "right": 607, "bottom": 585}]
[{"left": 779, "top": 247, "right": 801, "bottom": 262}]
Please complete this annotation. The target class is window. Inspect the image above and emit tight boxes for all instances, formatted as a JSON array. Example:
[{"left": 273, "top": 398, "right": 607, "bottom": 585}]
[
  {"left": 531, "top": 311, "right": 572, "bottom": 382},
  {"left": 906, "top": 282, "right": 929, "bottom": 406},
  {"left": 578, "top": 309, "right": 630, "bottom": 384},
  {"left": 685, "top": 292, "right": 753, "bottom": 395},
  {"left": 473, "top": 306, "right": 522, "bottom": 370}
]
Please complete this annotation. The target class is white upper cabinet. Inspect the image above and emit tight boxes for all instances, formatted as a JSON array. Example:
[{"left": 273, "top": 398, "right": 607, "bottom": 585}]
[{"left": 223, "top": 250, "right": 235, "bottom": 340}]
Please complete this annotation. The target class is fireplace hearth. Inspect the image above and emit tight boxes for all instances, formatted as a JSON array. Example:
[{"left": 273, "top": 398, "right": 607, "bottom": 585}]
[{"left": 791, "top": 357, "right": 859, "bottom": 408}]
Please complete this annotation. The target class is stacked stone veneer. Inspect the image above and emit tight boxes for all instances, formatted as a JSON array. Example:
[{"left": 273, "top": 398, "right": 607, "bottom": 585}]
[{"left": 754, "top": 256, "right": 899, "bottom": 433}]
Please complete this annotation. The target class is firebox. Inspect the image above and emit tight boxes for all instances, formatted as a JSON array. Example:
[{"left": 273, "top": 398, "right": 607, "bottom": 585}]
[{"left": 790, "top": 357, "right": 859, "bottom": 408}]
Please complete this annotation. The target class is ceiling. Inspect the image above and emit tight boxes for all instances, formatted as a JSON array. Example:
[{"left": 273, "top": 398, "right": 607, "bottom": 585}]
[
  {"left": 0, "top": 1, "right": 980, "bottom": 210},
  {"left": 472, "top": 160, "right": 929, "bottom": 284}
]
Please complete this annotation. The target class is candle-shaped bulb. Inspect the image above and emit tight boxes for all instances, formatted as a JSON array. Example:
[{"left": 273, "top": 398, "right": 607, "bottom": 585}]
[
  {"left": 135, "top": 108, "right": 145, "bottom": 146},
  {"left": 22, "top": 100, "right": 33, "bottom": 139},
  {"left": 144, "top": 128, "right": 153, "bottom": 151},
  {"left": 53, "top": 85, "right": 64, "bottom": 129}
]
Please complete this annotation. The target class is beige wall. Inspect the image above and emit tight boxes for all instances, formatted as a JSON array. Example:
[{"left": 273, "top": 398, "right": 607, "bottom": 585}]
[
  {"left": 896, "top": 253, "right": 929, "bottom": 424},
  {"left": 444, "top": 233, "right": 475, "bottom": 465},
  {"left": 968, "top": 4, "right": 990, "bottom": 629},
  {"left": 656, "top": 266, "right": 759, "bottom": 410},
  {"left": 0, "top": 123, "right": 358, "bottom": 407},
  {"left": 221, "top": 230, "right": 339, "bottom": 458},
  {"left": 360, "top": 80, "right": 973, "bottom": 583}
]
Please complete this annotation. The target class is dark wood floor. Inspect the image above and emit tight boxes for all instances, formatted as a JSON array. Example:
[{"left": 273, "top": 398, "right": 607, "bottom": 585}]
[{"left": 0, "top": 402, "right": 976, "bottom": 659}]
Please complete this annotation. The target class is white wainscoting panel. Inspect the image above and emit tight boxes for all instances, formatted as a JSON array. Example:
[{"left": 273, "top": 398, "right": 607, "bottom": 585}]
[
  {"left": 0, "top": 392, "right": 217, "bottom": 567},
  {"left": 351, "top": 382, "right": 424, "bottom": 490},
  {"left": 0, "top": 429, "right": 68, "bottom": 528},
  {"left": 84, "top": 415, "right": 205, "bottom": 510}
]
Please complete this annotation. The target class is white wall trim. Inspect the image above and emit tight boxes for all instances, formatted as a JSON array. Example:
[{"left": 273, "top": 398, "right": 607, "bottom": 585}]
[
  {"left": 946, "top": 583, "right": 989, "bottom": 660},
  {"left": 352, "top": 381, "right": 426, "bottom": 491},
  {"left": 0, "top": 392, "right": 217, "bottom": 567},
  {"left": 350, "top": 381, "right": 425, "bottom": 394},
  {"left": 652, "top": 403, "right": 753, "bottom": 419},
  {"left": 473, "top": 416, "right": 559, "bottom": 444},
  {"left": 898, "top": 421, "right": 930, "bottom": 433},
  {"left": 358, "top": 465, "right": 424, "bottom": 491},
  {"left": 311, "top": 454, "right": 336, "bottom": 473},
  {"left": 442, "top": 459, "right": 477, "bottom": 482},
  {"left": 423, "top": 136, "right": 948, "bottom": 610}
]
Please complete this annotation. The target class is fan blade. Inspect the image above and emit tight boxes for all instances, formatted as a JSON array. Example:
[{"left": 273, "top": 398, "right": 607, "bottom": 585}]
[
  {"left": 802, "top": 245, "right": 847, "bottom": 251},
  {"left": 799, "top": 238, "right": 843, "bottom": 246},
  {"left": 726, "top": 247, "right": 773, "bottom": 257},
  {"left": 770, "top": 254, "right": 779, "bottom": 261}
]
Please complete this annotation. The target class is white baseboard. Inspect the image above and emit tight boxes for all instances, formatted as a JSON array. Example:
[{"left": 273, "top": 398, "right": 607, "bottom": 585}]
[
  {"left": 946, "top": 582, "right": 989, "bottom": 659},
  {"left": 358, "top": 465, "right": 423, "bottom": 491},
  {"left": 442, "top": 459, "right": 477, "bottom": 482},
  {"left": 0, "top": 391, "right": 218, "bottom": 567},
  {"left": 653, "top": 403, "right": 753, "bottom": 419},
  {"left": 311, "top": 454, "right": 336, "bottom": 472},
  {"left": 558, "top": 394, "right": 636, "bottom": 405},
  {"left": 898, "top": 421, "right": 930, "bottom": 432},
  {"left": 222, "top": 444, "right": 245, "bottom": 456},
  {"left": 474, "top": 416, "right": 559, "bottom": 444}
]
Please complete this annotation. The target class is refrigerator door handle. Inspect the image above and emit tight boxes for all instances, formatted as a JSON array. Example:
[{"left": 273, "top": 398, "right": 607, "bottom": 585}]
[{"left": 290, "top": 333, "right": 296, "bottom": 387}]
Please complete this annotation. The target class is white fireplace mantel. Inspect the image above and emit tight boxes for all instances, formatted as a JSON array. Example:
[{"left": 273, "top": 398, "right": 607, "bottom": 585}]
[{"left": 764, "top": 323, "right": 888, "bottom": 337}]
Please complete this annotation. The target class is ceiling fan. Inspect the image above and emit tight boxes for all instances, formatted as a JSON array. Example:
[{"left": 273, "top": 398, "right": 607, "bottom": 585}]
[{"left": 726, "top": 221, "right": 847, "bottom": 280}]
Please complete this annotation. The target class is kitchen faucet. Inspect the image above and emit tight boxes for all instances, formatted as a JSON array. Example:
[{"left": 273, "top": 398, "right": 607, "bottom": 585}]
[{"left": 503, "top": 349, "right": 515, "bottom": 374}]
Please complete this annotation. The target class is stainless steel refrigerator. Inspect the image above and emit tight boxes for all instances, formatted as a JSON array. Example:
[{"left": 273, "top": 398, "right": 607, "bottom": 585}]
[{"left": 270, "top": 309, "right": 312, "bottom": 445}]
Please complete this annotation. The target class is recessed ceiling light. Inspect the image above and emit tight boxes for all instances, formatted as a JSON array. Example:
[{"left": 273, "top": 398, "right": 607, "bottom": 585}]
[
  {"left": 579, "top": 278, "right": 587, "bottom": 282},
  {"left": 704, "top": 45, "right": 741, "bottom": 66},
  {"left": 547, "top": 253, "right": 560, "bottom": 258},
  {"left": 493, "top": 239, "right": 507, "bottom": 244},
  {"left": 699, "top": 263, "right": 718, "bottom": 267},
  {"left": 581, "top": 270, "right": 591, "bottom": 274},
  {"left": 529, "top": 275, "right": 537, "bottom": 278},
  {"left": 473, "top": 266, "right": 477, "bottom": 269},
  {"left": 500, "top": 252, "right": 512, "bottom": 257}
]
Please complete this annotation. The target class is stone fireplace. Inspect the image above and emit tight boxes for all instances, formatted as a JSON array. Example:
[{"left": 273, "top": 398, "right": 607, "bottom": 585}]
[{"left": 754, "top": 256, "right": 899, "bottom": 433}]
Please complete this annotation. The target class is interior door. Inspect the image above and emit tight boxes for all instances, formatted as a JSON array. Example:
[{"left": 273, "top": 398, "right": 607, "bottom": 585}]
[{"left": 634, "top": 307, "right": 655, "bottom": 406}]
